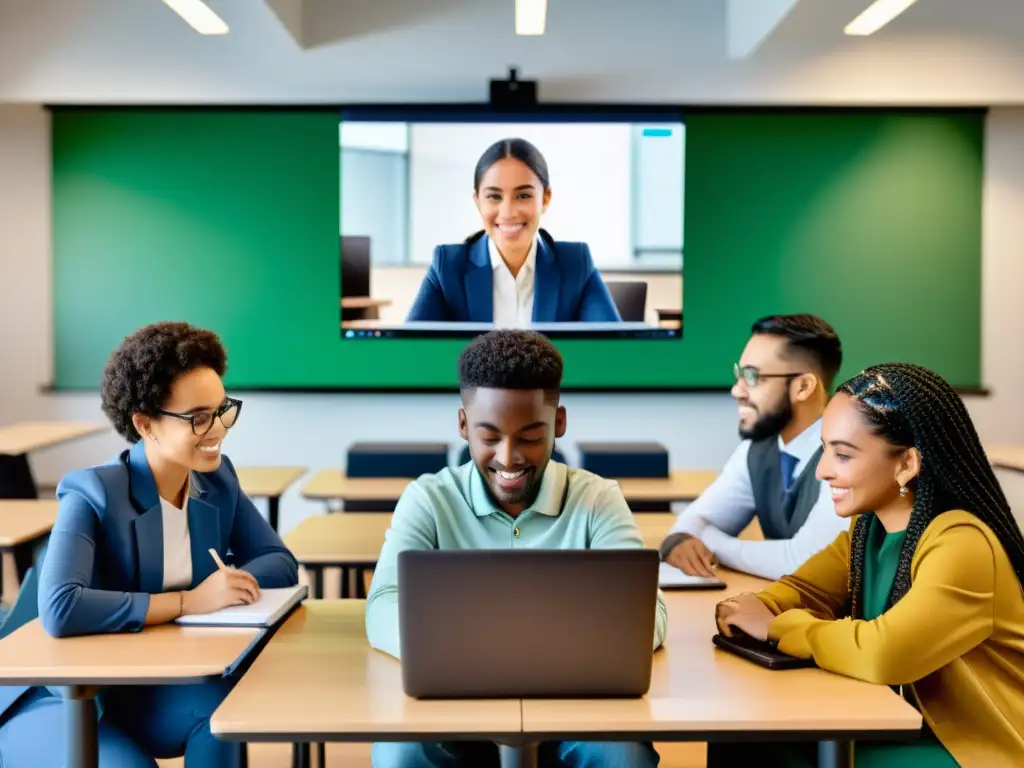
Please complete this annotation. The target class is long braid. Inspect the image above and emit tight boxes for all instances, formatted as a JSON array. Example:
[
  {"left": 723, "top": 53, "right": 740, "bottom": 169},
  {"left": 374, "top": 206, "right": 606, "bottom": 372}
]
[{"left": 840, "top": 363, "right": 1024, "bottom": 619}]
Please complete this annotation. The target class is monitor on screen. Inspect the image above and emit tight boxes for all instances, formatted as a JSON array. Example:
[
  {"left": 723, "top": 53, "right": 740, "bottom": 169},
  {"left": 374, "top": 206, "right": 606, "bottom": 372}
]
[{"left": 338, "top": 108, "right": 684, "bottom": 341}]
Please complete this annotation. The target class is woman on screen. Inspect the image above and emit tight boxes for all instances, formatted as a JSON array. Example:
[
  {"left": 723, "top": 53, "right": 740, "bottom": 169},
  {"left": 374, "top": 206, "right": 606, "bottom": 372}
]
[
  {"left": 0, "top": 322, "right": 298, "bottom": 767},
  {"left": 406, "top": 137, "right": 622, "bottom": 326},
  {"left": 711, "top": 363, "right": 1024, "bottom": 768}
]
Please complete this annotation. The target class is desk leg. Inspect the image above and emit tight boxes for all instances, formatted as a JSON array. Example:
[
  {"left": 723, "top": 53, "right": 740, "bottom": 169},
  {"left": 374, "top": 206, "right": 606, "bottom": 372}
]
[
  {"left": 63, "top": 686, "right": 99, "bottom": 768},
  {"left": 499, "top": 743, "right": 538, "bottom": 768},
  {"left": 312, "top": 567, "right": 323, "bottom": 599},
  {"left": 13, "top": 539, "right": 38, "bottom": 583},
  {"left": 0, "top": 453, "right": 36, "bottom": 499},
  {"left": 268, "top": 496, "right": 280, "bottom": 532},
  {"left": 292, "top": 742, "right": 310, "bottom": 768},
  {"left": 339, "top": 567, "right": 351, "bottom": 599},
  {"left": 818, "top": 740, "right": 853, "bottom": 768}
]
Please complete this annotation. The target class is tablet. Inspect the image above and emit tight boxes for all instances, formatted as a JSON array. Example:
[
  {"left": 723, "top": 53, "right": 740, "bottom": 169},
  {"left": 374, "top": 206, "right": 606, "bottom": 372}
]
[
  {"left": 657, "top": 562, "right": 726, "bottom": 589},
  {"left": 712, "top": 631, "right": 817, "bottom": 670}
]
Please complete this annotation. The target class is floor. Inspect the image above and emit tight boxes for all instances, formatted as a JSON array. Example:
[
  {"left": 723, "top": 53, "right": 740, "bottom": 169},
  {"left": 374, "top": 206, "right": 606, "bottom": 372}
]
[{"left": 157, "top": 742, "right": 707, "bottom": 767}]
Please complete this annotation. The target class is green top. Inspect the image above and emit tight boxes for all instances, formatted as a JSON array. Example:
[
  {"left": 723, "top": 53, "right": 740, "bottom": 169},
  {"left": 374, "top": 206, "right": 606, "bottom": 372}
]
[
  {"left": 364, "top": 461, "right": 668, "bottom": 660},
  {"left": 854, "top": 515, "right": 960, "bottom": 768}
]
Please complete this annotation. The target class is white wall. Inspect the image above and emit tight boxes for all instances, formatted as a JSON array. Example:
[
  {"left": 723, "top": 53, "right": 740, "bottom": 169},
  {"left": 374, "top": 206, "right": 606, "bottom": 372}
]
[
  {"left": 0, "top": 104, "right": 51, "bottom": 420},
  {"left": 971, "top": 107, "right": 1024, "bottom": 446},
  {"left": 2, "top": 104, "right": 1023, "bottom": 532},
  {"left": 408, "top": 123, "right": 634, "bottom": 268}
]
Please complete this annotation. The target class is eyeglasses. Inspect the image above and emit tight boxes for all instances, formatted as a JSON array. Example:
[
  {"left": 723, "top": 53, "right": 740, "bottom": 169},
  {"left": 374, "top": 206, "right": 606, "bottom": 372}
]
[
  {"left": 733, "top": 363, "right": 805, "bottom": 389},
  {"left": 158, "top": 397, "right": 242, "bottom": 436}
]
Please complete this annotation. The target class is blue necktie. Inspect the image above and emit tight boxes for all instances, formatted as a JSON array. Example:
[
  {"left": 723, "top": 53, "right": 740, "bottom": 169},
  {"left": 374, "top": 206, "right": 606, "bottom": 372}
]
[{"left": 780, "top": 451, "right": 799, "bottom": 493}]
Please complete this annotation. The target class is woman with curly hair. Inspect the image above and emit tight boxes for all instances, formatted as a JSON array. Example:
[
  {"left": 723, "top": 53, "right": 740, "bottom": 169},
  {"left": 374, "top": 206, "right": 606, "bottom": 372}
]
[
  {"left": 713, "top": 363, "right": 1024, "bottom": 767},
  {"left": 0, "top": 322, "right": 298, "bottom": 767}
]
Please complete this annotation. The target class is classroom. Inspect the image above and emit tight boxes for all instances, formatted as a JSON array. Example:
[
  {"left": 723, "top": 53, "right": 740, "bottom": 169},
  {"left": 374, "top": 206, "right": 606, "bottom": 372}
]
[{"left": 1, "top": 1, "right": 1024, "bottom": 767}]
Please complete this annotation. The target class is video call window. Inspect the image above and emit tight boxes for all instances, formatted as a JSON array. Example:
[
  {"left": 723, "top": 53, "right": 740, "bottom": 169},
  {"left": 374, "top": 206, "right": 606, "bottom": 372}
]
[{"left": 339, "top": 110, "right": 684, "bottom": 340}]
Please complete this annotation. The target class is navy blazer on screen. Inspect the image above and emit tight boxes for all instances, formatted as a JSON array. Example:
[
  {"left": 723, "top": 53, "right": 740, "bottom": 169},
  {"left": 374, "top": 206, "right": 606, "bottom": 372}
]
[
  {"left": 0, "top": 440, "right": 299, "bottom": 720},
  {"left": 406, "top": 234, "right": 622, "bottom": 323}
]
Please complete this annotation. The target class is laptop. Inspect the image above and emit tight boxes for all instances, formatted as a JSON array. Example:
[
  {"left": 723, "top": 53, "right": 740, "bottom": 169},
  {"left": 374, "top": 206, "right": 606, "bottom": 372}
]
[
  {"left": 397, "top": 548, "right": 660, "bottom": 698},
  {"left": 712, "top": 630, "right": 817, "bottom": 670}
]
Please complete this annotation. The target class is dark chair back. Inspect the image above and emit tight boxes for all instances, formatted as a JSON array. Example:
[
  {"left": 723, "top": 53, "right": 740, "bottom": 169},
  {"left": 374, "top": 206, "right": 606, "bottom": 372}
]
[{"left": 604, "top": 281, "right": 648, "bottom": 322}]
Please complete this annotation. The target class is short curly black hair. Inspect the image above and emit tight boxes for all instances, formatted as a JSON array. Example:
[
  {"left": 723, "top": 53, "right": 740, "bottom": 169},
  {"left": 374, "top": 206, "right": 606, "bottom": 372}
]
[
  {"left": 101, "top": 321, "right": 228, "bottom": 442},
  {"left": 458, "top": 330, "right": 563, "bottom": 401}
]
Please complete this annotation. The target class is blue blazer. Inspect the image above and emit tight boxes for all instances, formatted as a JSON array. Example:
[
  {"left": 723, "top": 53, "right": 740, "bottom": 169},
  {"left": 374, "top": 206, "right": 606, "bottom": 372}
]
[
  {"left": 406, "top": 235, "right": 622, "bottom": 323},
  {"left": 0, "top": 441, "right": 299, "bottom": 718}
]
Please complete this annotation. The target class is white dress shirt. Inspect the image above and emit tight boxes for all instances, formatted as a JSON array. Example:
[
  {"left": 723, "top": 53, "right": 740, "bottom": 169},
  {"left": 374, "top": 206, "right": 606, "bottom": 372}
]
[
  {"left": 665, "top": 418, "right": 848, "bottom": 580},
  {"left": 489, "top": 235, "right": 538, "bottom": 328},
  {"left": 160, "top": 480, "right": 193, "bottom": 591}
]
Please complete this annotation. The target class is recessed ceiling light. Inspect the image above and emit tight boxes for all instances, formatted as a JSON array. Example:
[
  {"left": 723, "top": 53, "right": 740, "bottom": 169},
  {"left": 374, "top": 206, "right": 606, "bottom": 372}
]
[
  {"left": 844, "top": 0, "right": 919, "bottom": 36},
  {"left": 515, "top": 0, "right": 547, "bottom": 36},
  {"left": 161, "top": 0, "right": 229, "bottom": 35}
]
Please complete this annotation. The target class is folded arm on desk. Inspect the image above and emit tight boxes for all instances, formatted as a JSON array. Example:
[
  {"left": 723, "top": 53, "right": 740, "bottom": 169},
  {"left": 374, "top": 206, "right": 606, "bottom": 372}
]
[{"left": 760, "top": 522, "right": 996, "bottom": 686}]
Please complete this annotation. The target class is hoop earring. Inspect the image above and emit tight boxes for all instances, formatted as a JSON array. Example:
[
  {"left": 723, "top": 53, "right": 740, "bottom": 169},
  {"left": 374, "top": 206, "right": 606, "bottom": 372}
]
[{"left": 899, "top": 486, "right": 908, "bottom": 498}]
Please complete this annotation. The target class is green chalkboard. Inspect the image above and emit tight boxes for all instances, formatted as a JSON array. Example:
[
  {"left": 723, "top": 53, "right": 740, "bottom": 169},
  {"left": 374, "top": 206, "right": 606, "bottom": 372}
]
[{"left": 52, "top": 108, "right": 983, "bottom": 391}]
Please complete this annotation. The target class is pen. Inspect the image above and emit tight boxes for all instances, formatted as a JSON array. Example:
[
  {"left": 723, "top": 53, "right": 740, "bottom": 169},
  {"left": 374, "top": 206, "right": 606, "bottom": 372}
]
[{"left": 209, "top": 548, "right": 228, "bottom": 571}]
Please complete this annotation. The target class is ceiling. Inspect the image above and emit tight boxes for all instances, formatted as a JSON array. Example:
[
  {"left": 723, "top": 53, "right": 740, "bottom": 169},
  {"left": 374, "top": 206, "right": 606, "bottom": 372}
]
[{"left": 0, "top": 0, "right": 1022, "bottom": 104}]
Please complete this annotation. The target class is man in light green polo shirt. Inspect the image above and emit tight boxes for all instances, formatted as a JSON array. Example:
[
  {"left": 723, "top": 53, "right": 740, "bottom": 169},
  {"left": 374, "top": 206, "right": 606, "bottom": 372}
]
[{"left": 367, "top": 329, "right": 666, "bottom": 768}]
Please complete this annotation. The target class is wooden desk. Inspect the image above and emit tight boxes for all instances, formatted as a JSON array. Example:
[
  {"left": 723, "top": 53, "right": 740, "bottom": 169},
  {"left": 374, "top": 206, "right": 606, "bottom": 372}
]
[
  {"left": 0, "top": 422, "right": 107, "bottom": 456},
  {"left": 634, "top": 513, "right": 675, "bottom": 549},
  {"left": 0, "top": 422, "right": 108, "bottom": 499},
  {"left": 616, "top": 470, "right": 717, "bottom": 504},
  {"left": 988, "top": 445, "right": 1024, "bottom": 473},
  {"left": 0, "top": 619, "right": 260, "bottom": 768},
  {"left": 282, "top": 509, "right": 757, "bottom": 602},
  {"left": 521, "top": 572, "right": 922, "bottom": 766},
  {"left": 285, "top": 513, "right": 391, "bottom": 598},
  {"left": 210, "top": 601, "right": 523, "bottom": 752},
  {"left": 302, "top": 470, "right": 410, "bottom": 509},
  {"left": 0, "top": 500, "right": 58, "bottom": 597},
  {"left": 634, "top": 511, "right": 763, "bottom": 546},
  {"left": 341, "top": 297, "right": 393, "bottom": 324},
  {"left": 212, "top": 585, "right": 921, "bottom": 768},
  {"left": 340, "top": 297, "right": 393, "bottom": 311},
  {"left": 301, "top": 469, "right": 718, "bottom": 510},
  {"left": 235, "top": 466, "right": 307, "bottom": 532}
]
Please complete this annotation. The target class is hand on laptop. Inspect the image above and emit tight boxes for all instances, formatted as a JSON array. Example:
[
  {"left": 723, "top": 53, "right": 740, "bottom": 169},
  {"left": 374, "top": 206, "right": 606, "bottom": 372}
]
[
  {"left": 665, "top": 535, "right": 717, "bottom": 577},
  {"left": 714, "top": 592, "right": 774, "bottom": 641}
]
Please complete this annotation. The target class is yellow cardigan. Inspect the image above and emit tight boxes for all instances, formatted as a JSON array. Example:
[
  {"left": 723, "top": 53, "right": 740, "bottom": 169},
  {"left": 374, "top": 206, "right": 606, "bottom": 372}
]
[{"left": 757, "top": 510, "right": 1024, "bottom": 768}]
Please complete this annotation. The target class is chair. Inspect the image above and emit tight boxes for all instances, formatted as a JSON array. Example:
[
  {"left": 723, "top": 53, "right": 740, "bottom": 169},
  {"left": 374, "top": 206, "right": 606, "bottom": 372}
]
[
  {"left": 0, "top": 562, "right": 40, "bottom": 641},
  {"left": 604, "top": 281, "right": 648, "bottom": 322}
]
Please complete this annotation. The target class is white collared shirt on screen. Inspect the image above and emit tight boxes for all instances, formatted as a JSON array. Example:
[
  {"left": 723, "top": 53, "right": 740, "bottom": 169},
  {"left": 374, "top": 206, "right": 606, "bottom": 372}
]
[{"left": 488, "top": 234, "right": 538, "bottom": 328}]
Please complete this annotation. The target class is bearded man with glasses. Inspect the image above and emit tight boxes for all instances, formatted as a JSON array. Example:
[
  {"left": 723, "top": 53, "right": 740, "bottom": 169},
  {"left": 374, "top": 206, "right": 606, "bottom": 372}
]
[{"left": 660, "top": 314, "right": 849, "bottom": 581}]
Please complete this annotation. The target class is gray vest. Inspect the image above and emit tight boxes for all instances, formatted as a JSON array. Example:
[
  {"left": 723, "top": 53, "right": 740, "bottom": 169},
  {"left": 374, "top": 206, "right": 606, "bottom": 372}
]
[{"left": 747, "top": 438, "right": 823, "bottom": 540}]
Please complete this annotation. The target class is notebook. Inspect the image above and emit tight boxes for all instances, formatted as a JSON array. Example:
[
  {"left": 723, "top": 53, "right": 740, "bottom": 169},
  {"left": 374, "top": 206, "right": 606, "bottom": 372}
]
[
  {"left": 175, "top": 584, "right": 308, "bottom": 627},
  {"left": 657, "top": 562, "right": 726, "bottom": 590}
]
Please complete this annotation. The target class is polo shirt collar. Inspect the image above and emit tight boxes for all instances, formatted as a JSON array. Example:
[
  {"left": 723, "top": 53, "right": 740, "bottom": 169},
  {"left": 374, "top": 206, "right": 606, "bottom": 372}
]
[{"left": 469, "top": 460, "right": 568, "bottom": 517}]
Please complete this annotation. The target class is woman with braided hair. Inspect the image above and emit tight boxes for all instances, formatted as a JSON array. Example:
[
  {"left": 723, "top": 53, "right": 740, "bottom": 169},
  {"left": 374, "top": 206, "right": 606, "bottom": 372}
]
[{"left": 712, "top": 362, "right": 1024, "bottom": 767}]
